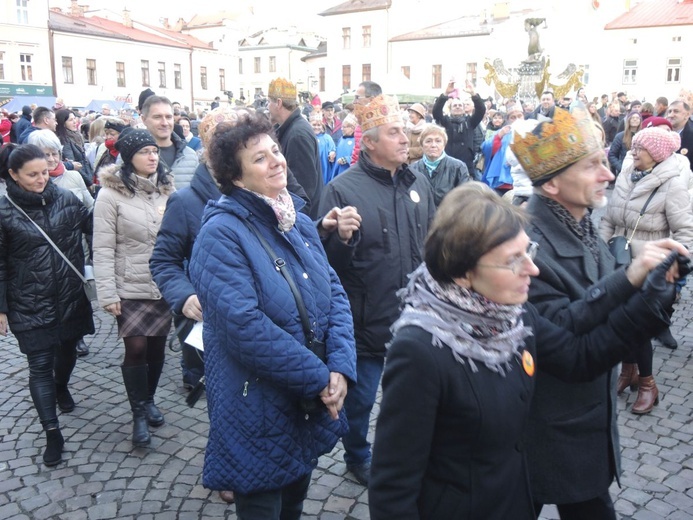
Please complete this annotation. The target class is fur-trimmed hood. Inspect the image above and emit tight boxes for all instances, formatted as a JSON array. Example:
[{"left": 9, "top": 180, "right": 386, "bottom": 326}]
[{"left": 97, "top": 163, "right": 175, "bottom": 198}]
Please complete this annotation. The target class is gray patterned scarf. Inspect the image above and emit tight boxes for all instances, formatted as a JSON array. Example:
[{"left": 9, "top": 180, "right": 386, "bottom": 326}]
[{"left": 391, "top": 264, "right": 532, "bottom": 376}]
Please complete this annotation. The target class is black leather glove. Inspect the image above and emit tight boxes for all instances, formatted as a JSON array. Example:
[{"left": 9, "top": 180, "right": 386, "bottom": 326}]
[{"left": 640, "top": 251, "right": 678, "bottom": 308}]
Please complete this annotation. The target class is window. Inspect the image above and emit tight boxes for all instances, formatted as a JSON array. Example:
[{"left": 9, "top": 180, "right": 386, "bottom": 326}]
[
  {"left": 16, "top": 0, "right": 29, "bottom": 24},
  {"left": 629, "top": 38, "right": 637, "bottom": 44},
  {"left": 254, "top": 57, "right": 261, "bottom": 74},
  {"left": 342, "top": 27, "right": 351, "bottom": 49},
  {"left": 62, "top": 56, "right": 73, "bottom": 84},
  {"left": 401, "top": 66, "right": 410, "bottom": 79},
  {"left": 466, "top": 62, "right": 477, "bottom": 86},
  {"left": 141, "top": 60, "right": 150, "bottom": 87},
  {"left": 255, "top": 87, "right": 262, "bottom": 96},
  {"left": 362, "top": 25, "right": 371, "bottom": 48},
  {"left": 580, "top": 63, "right": 590, "bottom": 85},
  {"left": 20, "top": 54, "right": 33, "bottom": 81},
  {"left": 200, "top": 66, "right": 207, "bottom": 90},
  {"left": 174, "top": 63, "right": 181, "bottom": 89},
  {"left": 362, "top": 63, "right": 371, "bottom": 82},
  {"left": 239, "top": 58, "right": 243, "bottom": 75},
  {"left": 0, "top": 52, "right": 4, "bottom": 80},
  {"left": 673, "top": 36, "right": 682, "bottom": 42},
  {"left": 269, "top": 56, "right": 276, "bottom": 73},
  {"left": 666, "top": 58, "right": 681, "bottom": 83},
  {"left": 319, "top": 67, "right": 325, "bottom": 92},
  {"left": 432, "top": 64, "right": 442, "bottom": 89},
  {"left": 342, "top": 65, "right": 351, "bottom": 91},
  {"left": 86, "top": 59, "right": 96, "bottom": 85},
  {"left": 623, "top": 59, "right": 637, "bottom": 84},
  {"left": 158, "top": 62, "right": 166, "bottom": 88},
  {"left": 219, "top": 68, "right": 226, "bottom": 91},
  {"left": 116, "top": 61, "right": 126, "bottom": 87}
]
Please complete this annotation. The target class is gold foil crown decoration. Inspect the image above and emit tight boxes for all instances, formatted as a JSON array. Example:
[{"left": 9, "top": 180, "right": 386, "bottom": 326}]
[
  {"left": 510, "top": 108, "right": 602, "bottom": 184},
  {"left": 354, "top": 94, "right": 401, "bottom": 131},
  {"left": 268, "top": 78, "right": 297, "bottom": 100}
]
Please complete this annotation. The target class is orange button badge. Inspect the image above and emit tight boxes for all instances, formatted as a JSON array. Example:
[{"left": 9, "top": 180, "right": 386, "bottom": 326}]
[{"left": 522, "top": 350, "right": 535, "bottom": 377}]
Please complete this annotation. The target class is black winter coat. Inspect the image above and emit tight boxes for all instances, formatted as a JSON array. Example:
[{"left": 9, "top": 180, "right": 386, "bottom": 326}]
[
  {"left": 525, "top": 195, "right": 634, "bottom": 504},
  {"left": 432, "top": 94, "right": 485, "bottom": 174},
  {"left": 0, "top": 180, "right": 94, "bottom": 346},
  {"left": 409, "top": 155, "right": 470, "bottom": 207},
  {"left": 62, "top": 139, "right": 94, "bottom": 187},
  {"left": 370, "top": 297, "right": 667, "bottom": 520},
  {"left": 275, "top": 109, "right": 323, "bottom": 218},
  {"left": 607, "top": 131, "right": 628, "bottom": 174},
  {"left": 317, "top": 152, "right": 436, "bottom": 357}
]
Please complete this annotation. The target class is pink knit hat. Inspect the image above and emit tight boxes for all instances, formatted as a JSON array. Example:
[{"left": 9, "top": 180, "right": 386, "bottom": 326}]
[{"left": 632, "top": 127, "right": 681, "bottom": 163}]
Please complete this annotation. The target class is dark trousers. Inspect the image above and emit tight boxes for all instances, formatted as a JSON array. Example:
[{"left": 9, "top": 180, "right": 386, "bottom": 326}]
[
  {"left": 234, "top": 473, "right": 311, "bottom": 520},
  {"left": 27, "top": 339, "right": 77, "bottom": 430},
  {"left": 534, "top": 490, "right": 616, "bottom": 520}
]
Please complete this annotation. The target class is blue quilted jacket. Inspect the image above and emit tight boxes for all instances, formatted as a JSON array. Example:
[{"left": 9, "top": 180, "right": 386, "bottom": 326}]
[{"left": 189, "top": 188, "right": 357, "bottom": 494}]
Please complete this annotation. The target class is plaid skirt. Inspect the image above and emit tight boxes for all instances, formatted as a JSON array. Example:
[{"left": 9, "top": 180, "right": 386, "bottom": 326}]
[{"left": 116, "top": 299, "right": 172, "bottom": 338}]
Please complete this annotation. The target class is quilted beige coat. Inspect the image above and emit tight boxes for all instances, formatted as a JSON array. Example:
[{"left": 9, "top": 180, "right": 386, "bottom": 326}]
[
  {"left": 93, "top": 165, "right": 174, "bottom": 308},
  {"left": 600, "top": 153, "right": 693, "bottom": 257}
]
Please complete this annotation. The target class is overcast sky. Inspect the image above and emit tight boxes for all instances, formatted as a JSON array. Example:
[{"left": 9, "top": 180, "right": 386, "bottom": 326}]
[{"left": 49, "top": 0, "right": 337, "bottom": 27}]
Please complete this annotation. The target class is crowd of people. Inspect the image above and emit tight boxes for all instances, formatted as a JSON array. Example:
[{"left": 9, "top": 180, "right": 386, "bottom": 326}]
[{"left": 1, "top": 76, "right": 692, "bottom": 519}]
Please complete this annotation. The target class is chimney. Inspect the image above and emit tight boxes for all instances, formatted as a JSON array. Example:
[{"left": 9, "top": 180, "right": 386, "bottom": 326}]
[
  {"left": 162, "top": 17, "right": 170, "bottom": 29},
  {"left": 123, "top": 8, "right": 132, "bottom": 28},
  {"left": 70, "top": 0, "right": 81, "bottom": 17},
  {"left": 173, "top": 17, "right": 185, "bottom": 32}
]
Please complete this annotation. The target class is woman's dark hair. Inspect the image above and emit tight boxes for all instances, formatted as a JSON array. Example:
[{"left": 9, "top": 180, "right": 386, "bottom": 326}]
[
  {"left": 207, "top": 112, "right": 278, "bottom": 195},
  {"left": 425, "top": 182, "right": 529, "bottom": 284},
  {"left": 0, "top": 143, "right": 46, "bottom": 180},
  {"left": 118, "top": 158, "right": 172, "bottom": 196},
  {"left": 55, "top": 108, "right": 84, "bottom": 149}
]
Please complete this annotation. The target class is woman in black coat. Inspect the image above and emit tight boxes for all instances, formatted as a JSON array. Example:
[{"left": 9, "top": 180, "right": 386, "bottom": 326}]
[
  {"left": 0, "top": 143, "right": 93, "bottom": 467},
  {"left": 368, "top": 183, "right": 679, "bottom": 520},
  {"left": 55, "top": 108, "right": 93, "bottom": 188}
]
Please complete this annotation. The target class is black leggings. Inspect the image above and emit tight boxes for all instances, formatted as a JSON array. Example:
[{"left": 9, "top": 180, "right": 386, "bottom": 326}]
[
  {"left": 122, "top": 336, "right": 166, "bottom": 367},
  {"left": 622, "top": 339, "right": 653, "bottom": 377},
  {"left": 26, "top": 339, "right": 78, "bottom": 431}
]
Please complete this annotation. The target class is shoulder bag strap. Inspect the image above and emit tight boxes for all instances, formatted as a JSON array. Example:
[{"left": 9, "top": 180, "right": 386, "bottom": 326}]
[
  {"left": 243, "top": 219, "right": 314, "bottom": 344},
  {"left": 4, "top": 193, "right": 87, "bottom": 284},
  {"left": 626, "top": 186, "right": 660, "bottom": 249}
]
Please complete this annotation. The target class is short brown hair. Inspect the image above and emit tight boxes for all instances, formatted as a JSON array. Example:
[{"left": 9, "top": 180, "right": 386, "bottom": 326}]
[{"left": 425, "top": 182, "right": 529, "bottom": 283}]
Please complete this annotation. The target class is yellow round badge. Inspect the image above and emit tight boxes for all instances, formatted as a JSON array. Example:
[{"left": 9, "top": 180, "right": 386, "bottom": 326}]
[{"left": 522, "top": 350, "right": 535, "bottom": 377}]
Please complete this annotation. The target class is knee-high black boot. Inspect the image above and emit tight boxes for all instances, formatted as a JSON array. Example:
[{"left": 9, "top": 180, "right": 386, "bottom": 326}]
[
  {"left": 121, "top": 365, "right": 151, "bottom": 447},
  {"left": 145, "top": 362, "right": 165, "bottom": 427}
]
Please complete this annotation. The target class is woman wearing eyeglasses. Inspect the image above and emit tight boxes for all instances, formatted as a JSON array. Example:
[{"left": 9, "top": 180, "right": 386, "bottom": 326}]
[
  {"left": 93, "top": 128, "right": 174, "bottom": 447},
  {"left": 369, "top": 182, "right": 678, "bottom": 520}
]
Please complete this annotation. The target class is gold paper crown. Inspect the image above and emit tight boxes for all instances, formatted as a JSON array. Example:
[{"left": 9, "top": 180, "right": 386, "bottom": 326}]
[
  {"left": 268, "top": 77, "right": 297, "bottom": 100},
  {"left": 354, "top": 94, "right": 401, "bottom": 131},
  {"left": 510, "top": 108, "right": 602, "bottom": 184}
]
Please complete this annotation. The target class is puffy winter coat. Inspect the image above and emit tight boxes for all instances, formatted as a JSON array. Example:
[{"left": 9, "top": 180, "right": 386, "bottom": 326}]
[
  {"left": 188, "top": 188, "right": 357, "bottom": 494},
  {"left": 0, "top": 180, "right": 93, "bottom": 339},
  {"left": 600, "top": 154, "right": 693, "bottom": 255},
  {"left": 52, "top": 170, "right": 93, "bottom": 211},
  {"left": 166, "top": 132, "right": 199, "bottom": 190},
  {"left": 150, "top": 163, "right": 221, "bottom": 314},
  {"left": 93, "top": 165, "right": 174, "bottom": 308}
]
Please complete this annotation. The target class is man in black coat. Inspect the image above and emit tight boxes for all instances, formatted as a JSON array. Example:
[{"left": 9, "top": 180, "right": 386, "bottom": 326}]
[
  {"left": 602, "top": 102, "right": 623, "bottom": 147},
  {"left": 667, "top": 100, "right": 693, "bottom": 172},
  {"left": 432, "top": 79, "right": 485, "bottom": 175},
  {"left": 268, "top": 77, "right": 322, "bottom": 217},
  {"left": 318, "top": 94, "right": 436, "bottom": 487},
  {"left": 513, "top": 108, "right": 687, "bottom": 519}
]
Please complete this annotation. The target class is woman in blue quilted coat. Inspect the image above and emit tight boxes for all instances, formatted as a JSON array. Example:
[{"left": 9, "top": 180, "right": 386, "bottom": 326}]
[{"left": 189, "top": 113, "right": 357, "bottom": 520}]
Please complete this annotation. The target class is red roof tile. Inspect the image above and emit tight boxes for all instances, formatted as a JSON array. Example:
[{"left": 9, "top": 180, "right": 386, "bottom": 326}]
[
  {"left": 605, "top": 0, "right": 693, "bottom": 29},
  {"left": 86, "top": 16, "right": 189, "bottom": 48}
]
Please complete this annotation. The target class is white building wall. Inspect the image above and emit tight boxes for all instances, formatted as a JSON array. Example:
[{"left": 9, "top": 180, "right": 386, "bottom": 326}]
[
  {"left": 238, "top": 46, "right": 312, "bottom": 99},
  {"left": 0, "top": 0, "right": 52, "bottom": 93},
  {"left": 52, "top": 32, "right": 194, "bottom": 108}
]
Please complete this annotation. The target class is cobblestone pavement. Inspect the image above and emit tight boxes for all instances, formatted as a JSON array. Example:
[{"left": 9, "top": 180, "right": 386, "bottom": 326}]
[{"left": 1, "top": 294, "right": 693, "bottom": 520}]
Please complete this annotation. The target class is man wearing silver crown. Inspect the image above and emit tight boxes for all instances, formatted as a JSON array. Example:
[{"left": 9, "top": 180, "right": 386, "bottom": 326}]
[
  {"left": 513, "top": 108, "right": 688, "bottom": 519},
  {"left": 318, "top": 94, "right": 436, "bottom": 487}
]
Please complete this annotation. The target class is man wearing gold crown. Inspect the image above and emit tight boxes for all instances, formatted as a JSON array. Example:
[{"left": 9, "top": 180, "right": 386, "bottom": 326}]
[
  {"left": 267, "top": 77, "right": 323, "bottom": 217},
  {"left": 511, "top": 108, "right": 687, "bottom": 519},
  {"left": 318, "top": 94, "right": 436, "bottom": 487}
]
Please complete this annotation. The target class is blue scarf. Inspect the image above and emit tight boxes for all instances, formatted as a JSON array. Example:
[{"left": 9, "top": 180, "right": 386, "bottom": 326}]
[{"left": 422, "top": 152, "right": 447, "bottom": 176}]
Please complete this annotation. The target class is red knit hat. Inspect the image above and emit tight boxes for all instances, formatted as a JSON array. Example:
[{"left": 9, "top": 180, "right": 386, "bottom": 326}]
[{"left": 643, "top": 116, "right": 673, "bottom": 130}]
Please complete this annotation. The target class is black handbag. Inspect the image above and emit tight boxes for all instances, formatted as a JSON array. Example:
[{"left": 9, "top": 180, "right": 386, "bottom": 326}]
[
  {"left": 607, "top": 186, "right": 659, "bottom": 268},
  {"left": 244, "top": 219, "right": 327, "bottom": 413}
]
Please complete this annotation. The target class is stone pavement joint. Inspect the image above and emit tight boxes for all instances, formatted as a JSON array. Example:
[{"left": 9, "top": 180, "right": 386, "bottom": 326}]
[{"left": 1, "top": 293, "right": 693, "bottom": 519}]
